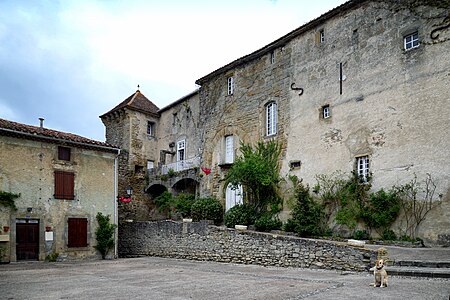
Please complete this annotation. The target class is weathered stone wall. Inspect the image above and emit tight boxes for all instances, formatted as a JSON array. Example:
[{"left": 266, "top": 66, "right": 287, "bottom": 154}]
[
  {"left": 0, "top": 136, "right": 116, "bottom": 261},
  {"left": 119, "top": 220, "right": 377, "bottom": 271}
]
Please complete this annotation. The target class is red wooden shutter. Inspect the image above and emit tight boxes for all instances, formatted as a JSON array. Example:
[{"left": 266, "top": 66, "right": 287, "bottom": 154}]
[
  {"left": 54, "top": 171, "right": 75, "bottom": 200},
  {"left": 68, "top": 218, "right": 88, "bottom": 247}
]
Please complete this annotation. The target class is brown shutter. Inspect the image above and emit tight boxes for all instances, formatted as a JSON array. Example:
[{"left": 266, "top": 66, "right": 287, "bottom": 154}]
[
  {"left": 68, "top": 218, "right": 88, "bottom": 247},
  {"left": 54, "top": 171, "right": 75, "bottom": 200}
]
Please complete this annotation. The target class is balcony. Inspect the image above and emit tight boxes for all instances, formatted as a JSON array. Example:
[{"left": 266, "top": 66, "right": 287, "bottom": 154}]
[{"left": 160, "top": 156, "right": 201, "bottom": 175}]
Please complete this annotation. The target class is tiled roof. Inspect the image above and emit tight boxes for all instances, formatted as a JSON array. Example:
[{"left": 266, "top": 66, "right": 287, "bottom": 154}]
[
  {"left": 0, "top": 117, "right": 119, "bottom": 152},
  {"left": 100, "top": 90, "right": 160, "bottom": 118}
]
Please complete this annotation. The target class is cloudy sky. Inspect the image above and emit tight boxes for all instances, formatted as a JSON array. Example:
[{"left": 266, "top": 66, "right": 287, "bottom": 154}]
[{"left": 0, "top": 0, "right": 346, "bottom": 141}]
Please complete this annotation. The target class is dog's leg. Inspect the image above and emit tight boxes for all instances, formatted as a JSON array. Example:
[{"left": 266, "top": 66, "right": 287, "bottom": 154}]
[{"left": 380, "top": 274, "right": 385, "bottom": 288}]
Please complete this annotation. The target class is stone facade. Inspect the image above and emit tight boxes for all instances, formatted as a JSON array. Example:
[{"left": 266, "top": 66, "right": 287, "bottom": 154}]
[
  {"left": 119, "top": 220, "right": 377, "bottom": 271},
  {"left": 0, "top": 119, "right": 119, "bottom": 262},
  {"left": 104, "top": 0, "right": 450, "bottom": 245}
]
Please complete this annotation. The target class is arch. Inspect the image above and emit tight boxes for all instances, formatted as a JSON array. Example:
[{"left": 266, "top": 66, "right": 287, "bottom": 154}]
[
  {"left": 146, "top": 184, "right": 168, "bottom": 199},
  {"left": 172, "top": 178, "right": 199, "bottom": 196}
]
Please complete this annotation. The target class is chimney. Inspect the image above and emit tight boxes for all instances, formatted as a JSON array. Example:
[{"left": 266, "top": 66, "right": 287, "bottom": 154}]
[{"left": 39, "top": 118, "right": 44, "bottom": 128}]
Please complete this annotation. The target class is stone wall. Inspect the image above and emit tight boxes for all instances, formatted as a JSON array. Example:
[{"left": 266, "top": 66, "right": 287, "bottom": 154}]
[{"left": 119, "top": 220, "right": 377, "bottom": 271}]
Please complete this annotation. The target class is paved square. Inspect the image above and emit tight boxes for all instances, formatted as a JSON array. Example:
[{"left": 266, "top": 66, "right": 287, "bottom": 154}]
[{"left": 1, "top": 257, "right": 449, "bottom": 299}]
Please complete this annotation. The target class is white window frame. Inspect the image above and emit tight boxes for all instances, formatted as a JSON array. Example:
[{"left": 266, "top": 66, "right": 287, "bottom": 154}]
[
  {"left": 225, "top": 135, "right": 234, "bottom": 164},
  {"left": 147, "top": 160, "right": 154, "bottom": 170},
  {"left": 225, "top": 183, "right": 243, "bottom": 212},
  {"left": 147, "top": 121, "right": 155, "bottom": 136},
  {"left": 266, "top": 102, "right": 277, "bottom": 136},
  {"left": 319, "top": 29, "right": 325, "bottom": 43},
  {"left": 404, "top": 32, "right": 419, "bottom": 50},
  {"left": 227, "top": 77, "right": 234, "bottom": 95},
  {"left": 323, "top": 105, "right": 330, "bottom": 119},
  {"left": 357, "top": 156, "right": 370, "bottom": 182},
  {"left": 177, "top": 140, "right": 185, "bottom": 162}
]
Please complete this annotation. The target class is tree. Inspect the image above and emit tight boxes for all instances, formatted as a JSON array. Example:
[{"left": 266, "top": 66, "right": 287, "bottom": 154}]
[
  {"left": 94, "top": 213, "right": 116, "bottom": 259},
  {"left": 223, "top": 140, "right": 282, "bottom": 215}
]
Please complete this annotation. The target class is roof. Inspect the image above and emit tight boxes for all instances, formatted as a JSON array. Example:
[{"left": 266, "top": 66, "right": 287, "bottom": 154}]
[
  {"left": 0, "top": 118, "right": 119, "bottom": 153},
  {"left": 158, "top": 89, "right": 199, "bottom": 113},
  {"left": 100, "top": 90, "right": 160, "bottom": 118},
  {"left": 195, "top": 0, "right": 366, "bottom": 85}
]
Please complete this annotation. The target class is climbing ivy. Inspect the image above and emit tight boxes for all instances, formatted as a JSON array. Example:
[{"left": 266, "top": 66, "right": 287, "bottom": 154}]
[{"left": 0, "top": 191, "right": 20, "bottom": 210}]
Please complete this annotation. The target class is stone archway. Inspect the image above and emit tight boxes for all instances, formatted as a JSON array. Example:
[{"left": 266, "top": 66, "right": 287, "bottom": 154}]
[
  {"left": 172, "top": 178, "right": 199, "bottom": 196},
  {"left": 146, "top": 184, "right": 168, "bottom": 199}
]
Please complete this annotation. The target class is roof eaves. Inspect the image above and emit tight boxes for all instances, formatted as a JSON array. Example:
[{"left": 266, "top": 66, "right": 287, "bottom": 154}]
[{"left": 158, "top": 89, "right": 199, "bottom": 113}]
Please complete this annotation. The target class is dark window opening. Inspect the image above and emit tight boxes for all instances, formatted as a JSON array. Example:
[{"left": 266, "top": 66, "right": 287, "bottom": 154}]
[
  {"left": 58, "top": 146, "right": 71, "bottom": 161},
  {"left": 135, "top": 165, "right": 144, "bottom": 174}
]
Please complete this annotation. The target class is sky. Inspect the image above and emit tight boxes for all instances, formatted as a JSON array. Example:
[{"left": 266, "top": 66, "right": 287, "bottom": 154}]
[{"left": 0, "top": 0, "right": 347, "bottom": 141}]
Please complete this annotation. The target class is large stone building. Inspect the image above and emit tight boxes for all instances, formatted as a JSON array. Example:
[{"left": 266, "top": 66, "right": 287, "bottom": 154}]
[
  {"left": 103, "top": 0, "right": 450, "bottom": 245},
  {"left": 0, "top": 118, "right": 119, "bottom": 262}
]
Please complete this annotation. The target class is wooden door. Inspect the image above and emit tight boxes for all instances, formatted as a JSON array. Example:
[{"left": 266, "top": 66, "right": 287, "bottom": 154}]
[{"left": 16, "top": 221, "right": 39, "bottom": 260}]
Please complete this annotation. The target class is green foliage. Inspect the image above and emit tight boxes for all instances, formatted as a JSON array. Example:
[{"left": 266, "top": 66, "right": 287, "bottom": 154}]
[
  {"left": 381, "top": 229, "right": 397, "bottom": 241},
  {"left": 191, "top": 197, "right": 223, "bottom": 225},
  {"left": 353, "top": 230, "right": 370, "bottom": 240},
  {"left": 45, "top": 252, "right": 59, "bottom": 262},
  {"left": 167, "top": 168, "right": 176, "bottom": 177},
  {"left": 254, "top": 214, "right": 282, "bottom": 232},
  {"left": 94, "top": 213, "right": 116, "bottom": 259},
  {"left": 224, "top": 204, "right": 256, "bottom": 228},
  {"left": 174, "top": 193, "right": 196, "bottom": 218},
  {"left": 360, "top": 189, "right": 401, "bottom": 234},
  {"left": 224, "top": 140, "right": 282, "bottom": 214},
  {"left": 284, "top": 176, "right": 325, "bottom": 237},
  {"left": 0, "top": 191, "right": 20, "bottom": 210},
  {"left": 154, "top": 191, "right": 174, "bottom": 213}
]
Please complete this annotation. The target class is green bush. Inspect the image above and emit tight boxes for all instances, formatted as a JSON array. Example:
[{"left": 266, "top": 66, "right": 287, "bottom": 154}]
[
  {"left": 224, "top": 204, "right": 256, "bottom": 228},
  {"left": 191, "top": 197, "right": 223, "bottom": 225},
  {"left": 45, "top": 252, "right": 59, "bottom": 262},
  {"left": 154, "top": 191, "right": 174, "bottom": 213},
  {"left": 254, "top": 214, "right": 282, "bottom": 232},
  {"left": 360, "top": 189, "right": 400, "bottom": 235},
  {"left": 381, "top": 229, "right": 397, "bottom": 241},
  {"left": 174, "top": 193, "right": 196, "bottom": 218},
  {"left": 94, "top": 213, "right": 117, "bottom": 259},
  {"left": 285, "top": 176, "right": 325, "bottom": 237},
  {"left": 353, "top": 229, "right": 370, "bottom": 240}
]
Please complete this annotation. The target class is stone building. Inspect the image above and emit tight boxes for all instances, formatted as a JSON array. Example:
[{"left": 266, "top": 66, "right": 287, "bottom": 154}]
[
  {"left": 0, "top": 118, "right": 119, "bottom": 262},
  {"left": 104, "top": 0, "right": 450, "bottom": 245}
]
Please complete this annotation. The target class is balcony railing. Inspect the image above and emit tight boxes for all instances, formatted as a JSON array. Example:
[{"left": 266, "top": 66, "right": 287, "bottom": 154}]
[{"left": 161, "top": 156, "right": 201, "bottom": 175}]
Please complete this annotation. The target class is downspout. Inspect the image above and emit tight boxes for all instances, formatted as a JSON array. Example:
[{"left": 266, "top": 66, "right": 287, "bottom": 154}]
[{"left": 114, "top": 148, "right": 121, "bottom": 258}]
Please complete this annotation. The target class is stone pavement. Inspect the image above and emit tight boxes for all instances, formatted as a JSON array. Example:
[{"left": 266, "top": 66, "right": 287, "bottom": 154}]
[{"left": 1, "top": 256, "right": 449, "bottom": 300}]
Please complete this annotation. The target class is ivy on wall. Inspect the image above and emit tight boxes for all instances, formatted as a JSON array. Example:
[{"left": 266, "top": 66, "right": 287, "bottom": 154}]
[{"left": 0, "top": 191, "right": 20, "bottom": 210}]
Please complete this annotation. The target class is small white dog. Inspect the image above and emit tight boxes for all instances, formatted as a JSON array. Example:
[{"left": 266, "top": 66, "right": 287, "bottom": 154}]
[{"left": 369, "top": 259, "right": 388, "bottom": 287}]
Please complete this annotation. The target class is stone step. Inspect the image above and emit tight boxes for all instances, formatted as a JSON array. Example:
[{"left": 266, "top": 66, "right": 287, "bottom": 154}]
[
  {"left": 392, "top": 260, "right": 450, "bottom": 268},
  {"left": 386, "top": 266, "right": 450, "bottom": 279}
]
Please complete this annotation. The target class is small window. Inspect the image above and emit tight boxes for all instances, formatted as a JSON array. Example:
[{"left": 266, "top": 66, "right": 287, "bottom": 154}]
[
  {"left": 54, "top": 171, "right": 75, "bottom": 200},
  {"left": 68, "top": 218, "right": 88, "bottom": 248},
  {"left": 227, "top": 77, "right": 234, "bottom": 95},
  {"left": 135, "top": 165, "right": 144, "bottom": 174},
  {"left": 147, "top": 160, "right": 154, "bottom": 170},
  {"left": 147, "top": 121, "right": 155, "bottom": 136},
  {"left": 270, "top": 51, "right": 275, "bottom": 64},
  {"left": 404, "top": 32, "right": 419, "bottom": 50},
  {"left": 266, "top": 102, "right": 277, "bottom": 136},
  {"left": 356, "top": 156, "right": 370, "bottom": 182},
  {"left": 319, "top": 29, "right": 325, "bottom": 43},
  {"left": 322, "top": 105, "right": 330, "bottom": 119},
  {"left": 225, "top": 135, "right": 234, "bottom": 164},
  {"left": 177, "top": 140, "right": 185, "bottom": 161},
  {"left": 58, "top": 146, "right": 71, "bottom": 161},
  {"left": 290, "top": 160, "right": 301, "bottom": 170}
]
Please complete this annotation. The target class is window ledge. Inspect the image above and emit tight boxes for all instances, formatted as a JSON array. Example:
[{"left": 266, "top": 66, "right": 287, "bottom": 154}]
[{"left": 218, "top": 163, "right": 233, "bottom": 168}]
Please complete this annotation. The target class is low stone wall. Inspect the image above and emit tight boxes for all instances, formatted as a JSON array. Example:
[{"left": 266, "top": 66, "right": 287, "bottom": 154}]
[{"left": 119, "top": 220, "right": 377, "bottom": 271}]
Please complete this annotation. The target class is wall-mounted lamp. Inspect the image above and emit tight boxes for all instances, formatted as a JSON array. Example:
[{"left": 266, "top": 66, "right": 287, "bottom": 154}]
[{"left": 118, "top": 186, "right": 133, "bottom": 203}]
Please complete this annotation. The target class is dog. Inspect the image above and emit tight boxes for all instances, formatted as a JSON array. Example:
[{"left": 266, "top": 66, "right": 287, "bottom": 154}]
[{"left": 369, "top": 259, "right": 388, "bottom": 287}]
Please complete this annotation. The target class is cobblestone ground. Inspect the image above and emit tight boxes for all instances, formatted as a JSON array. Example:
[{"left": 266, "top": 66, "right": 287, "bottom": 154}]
[{"left": 1, "top": 257, "right": 449, "bottom": 300}]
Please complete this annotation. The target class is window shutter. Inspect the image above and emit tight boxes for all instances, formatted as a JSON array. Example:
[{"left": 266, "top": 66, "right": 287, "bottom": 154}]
[
  {"left": 68, "top": 218, "right": 88, "bottom": 247},
  {"left": 225, "top": 135, "right": 234, "bottom": 163},
  {"left": 54, "top": 171, "right": 75, "bottom": 200}
]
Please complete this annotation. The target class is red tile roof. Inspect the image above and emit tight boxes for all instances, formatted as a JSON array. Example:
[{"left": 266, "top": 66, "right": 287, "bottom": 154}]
[
  {"left": 0, "top": 117, "right": 119, "bottom": 152},
  {"left": 100, "top": 90, "right": 160, "bottom": 118}
]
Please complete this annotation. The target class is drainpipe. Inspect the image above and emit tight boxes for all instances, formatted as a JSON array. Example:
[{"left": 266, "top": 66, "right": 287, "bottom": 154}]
[{"left": 113, "top": 149, "right": 121, "bottom": 258}]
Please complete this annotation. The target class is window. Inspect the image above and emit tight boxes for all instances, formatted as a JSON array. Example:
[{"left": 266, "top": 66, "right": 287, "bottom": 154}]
[
  {"left": 147, "top": 121, "right": 155, "bottom": 136},
  {"left": 67, "top": 218, "right": 88, "bottom": 247},
  {"left": 225, "top": 135, "right": 234, "bottom": 164},
  {"left": 227, "top": 77, "right": 234, "bottom": 95},
  {"left": 266, "top": 102, "right": 277, "bottom": 136},
  {"left": 147, "top": 160, "right": 154, "bottom": 170},
  {"left": 319, "top": 29, "right": 325, "bottom": 43},
  {"left": 177, "top": 140, "right": 185, "bottom": 161},
  {"left": 404, "top": 32, "right": 419, "bottom": 50},
  {"left": 225, "top": 183, "right": 243, "bottom": 211},
  {"left": 58, "top": 146, "right": 71, "bottom": 161},
  {"left": 135, "top": 165, "right": 144, "bottom": 174},
  {"left": 54, "top": 171, "right": 75, "bottom": 200},
  {"left": 322, "top": 105, "right": 330, "bottom": 119},
  {"left": 270, "top": 51, "right": 275, "bottom": 64},
  {"left": 356, "top": 156, "right": 370, "bottom": 182}
]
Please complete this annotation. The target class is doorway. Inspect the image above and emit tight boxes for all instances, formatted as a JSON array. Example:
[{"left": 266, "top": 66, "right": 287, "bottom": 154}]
[{"left": 16, "top": 220, "right": 39, "bottom": 260}]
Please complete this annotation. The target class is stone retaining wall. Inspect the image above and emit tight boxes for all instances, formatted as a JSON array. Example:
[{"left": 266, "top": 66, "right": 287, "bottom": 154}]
[{"left": 119, "top": 220, "right": 377, "bottom": 271}]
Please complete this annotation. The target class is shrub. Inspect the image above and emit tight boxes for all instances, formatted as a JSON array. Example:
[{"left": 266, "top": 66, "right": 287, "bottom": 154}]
[
  {"left": 353, "top": 229, "right": 370, "bottom": 240},
  {"left": 285, "top": 176, "right": 325, "bottom": 237},
  {"left": 94, "top": 213, "right": 116, "bottom": 259},
  {"left": 224, "top": 204, "right": 256, "bottom": 228},
  {"left": 174, "top": 193, "right": 196, "bottom": 218},
  {"left": 154, "top": 191, "right": 174, "bottom": 213},
  {"left": 254, "top": 214, "right": 282, "bottom": 232},
  {"left": 191, "top": 197, "right": 223, "bottom": 225},
  {"left": 381, "top": 229, "right": 397, "bottom": 241},
  {"left": 45, "top": 252, "right": 59, "bottom": 262}
]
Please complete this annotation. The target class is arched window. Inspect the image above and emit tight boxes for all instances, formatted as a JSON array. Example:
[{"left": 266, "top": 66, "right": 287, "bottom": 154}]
[{"left": 266, "top": 102, "right": 277, "bottom": 136}]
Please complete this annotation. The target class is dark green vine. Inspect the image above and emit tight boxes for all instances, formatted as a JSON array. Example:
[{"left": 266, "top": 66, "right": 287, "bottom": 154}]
[{"left": 0, "top": 191, "right": 20, "bottom": 210}]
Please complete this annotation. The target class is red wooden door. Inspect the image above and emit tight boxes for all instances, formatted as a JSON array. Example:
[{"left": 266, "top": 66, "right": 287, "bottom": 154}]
[{"left": 16, "top": 221, "right": 39, "bottom": 260}]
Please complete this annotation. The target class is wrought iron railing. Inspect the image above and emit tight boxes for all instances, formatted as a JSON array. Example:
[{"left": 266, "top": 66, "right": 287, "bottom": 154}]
[{"left": 160, "top": 156, "right": 201, "bottom": 175}]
